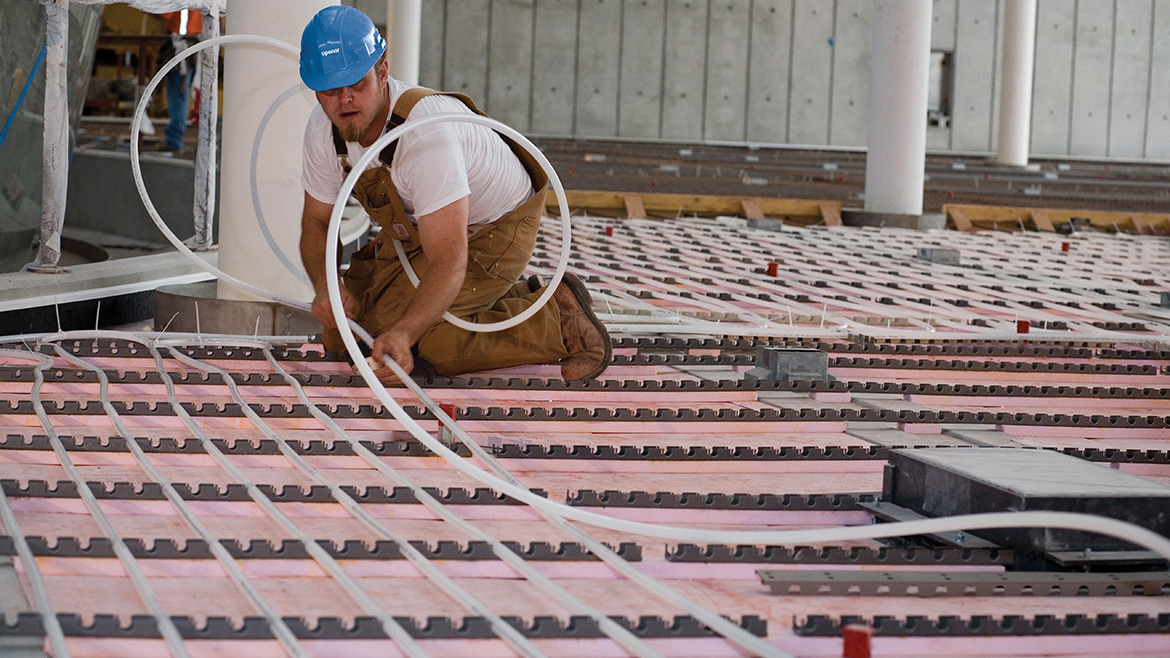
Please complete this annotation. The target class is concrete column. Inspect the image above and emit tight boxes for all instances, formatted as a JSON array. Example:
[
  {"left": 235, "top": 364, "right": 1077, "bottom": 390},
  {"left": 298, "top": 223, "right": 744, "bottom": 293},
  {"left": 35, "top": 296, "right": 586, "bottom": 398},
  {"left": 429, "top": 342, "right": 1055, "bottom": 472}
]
[
  {"left": 387, "top": 0, "right": 422, "bottom": 84},
  {"left": 30, "top": 0, "right": 69, "bottom": 272},
  {"left": 995, "top": 0, "right": 1037, "bottom": 167},
  {"left": 863, "top": 0, "right": 933, "bottom": 217},
  {"left": 216, "top": 0, "right": 331, "bottom": 302}
]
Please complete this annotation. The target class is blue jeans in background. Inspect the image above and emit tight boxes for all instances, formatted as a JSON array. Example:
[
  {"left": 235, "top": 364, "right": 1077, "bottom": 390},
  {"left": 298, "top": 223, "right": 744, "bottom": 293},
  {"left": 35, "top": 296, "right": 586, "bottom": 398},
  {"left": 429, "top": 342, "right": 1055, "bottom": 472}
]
[{"left": 164, "top": 63, "right": 195, "bottom": 151}]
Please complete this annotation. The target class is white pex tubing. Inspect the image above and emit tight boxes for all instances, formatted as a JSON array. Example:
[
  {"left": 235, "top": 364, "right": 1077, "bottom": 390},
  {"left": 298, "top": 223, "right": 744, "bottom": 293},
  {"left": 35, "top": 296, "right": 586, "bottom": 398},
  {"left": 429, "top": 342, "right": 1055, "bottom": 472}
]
[{"left": 120, "top": 34, "right": 1170, "bottom": 562}]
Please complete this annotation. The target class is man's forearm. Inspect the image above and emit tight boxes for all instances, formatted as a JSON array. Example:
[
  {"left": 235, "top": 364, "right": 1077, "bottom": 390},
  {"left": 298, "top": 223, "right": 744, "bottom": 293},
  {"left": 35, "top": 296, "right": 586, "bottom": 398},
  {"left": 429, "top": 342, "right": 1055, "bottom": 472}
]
[
  {"left": 393, "top": 254, "right": 465, "bottom": 344},
  {"left": 299, "top": 221, "right": 332, "bottom": 293}
]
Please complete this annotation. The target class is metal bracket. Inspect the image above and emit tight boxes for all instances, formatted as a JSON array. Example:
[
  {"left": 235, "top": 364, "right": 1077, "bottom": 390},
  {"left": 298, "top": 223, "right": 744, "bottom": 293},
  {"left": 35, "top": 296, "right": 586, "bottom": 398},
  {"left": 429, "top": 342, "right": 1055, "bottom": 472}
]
[{"left": 760, "top": 569, "right": 1170, "bottom": 597}]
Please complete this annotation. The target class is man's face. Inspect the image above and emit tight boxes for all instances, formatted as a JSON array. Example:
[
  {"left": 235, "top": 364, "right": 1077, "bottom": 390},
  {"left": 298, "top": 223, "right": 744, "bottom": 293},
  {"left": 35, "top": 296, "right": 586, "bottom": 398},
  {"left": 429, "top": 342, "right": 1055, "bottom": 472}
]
[{"left": 315, "top": 60, "right": 389, "bottom": 145}]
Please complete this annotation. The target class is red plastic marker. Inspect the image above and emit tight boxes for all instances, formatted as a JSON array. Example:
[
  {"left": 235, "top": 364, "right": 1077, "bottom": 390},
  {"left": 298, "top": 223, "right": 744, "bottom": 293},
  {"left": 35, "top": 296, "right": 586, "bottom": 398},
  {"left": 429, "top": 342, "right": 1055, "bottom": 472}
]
[
  {"left": 437, "top": 403, "right": 458, "bottom": 449},
  {"left": 439, "top": 403, "right": 457, "bottom": 425},
  {"left": 842, "top": 624, "right": 873, "bottom": 658},
  {"left": 606, "top": 226, "right": 614, "bottom": 237},
  {"left": 1017, "top": 320, "right": 1030, "bottom": 334},
  {"left": 1061, "top": 241, "right": 1070, "bottom": 252},
  {"left": 766, "top": 262, "right": 779, "bottom": 277}
]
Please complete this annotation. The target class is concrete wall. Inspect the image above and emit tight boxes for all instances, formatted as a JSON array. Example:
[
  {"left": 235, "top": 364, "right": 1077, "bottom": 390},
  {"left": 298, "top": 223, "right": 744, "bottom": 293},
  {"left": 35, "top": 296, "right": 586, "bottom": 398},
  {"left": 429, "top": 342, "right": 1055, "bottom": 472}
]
[{"left": 413, "top": 0, "right": 1170, "bottom": 160}]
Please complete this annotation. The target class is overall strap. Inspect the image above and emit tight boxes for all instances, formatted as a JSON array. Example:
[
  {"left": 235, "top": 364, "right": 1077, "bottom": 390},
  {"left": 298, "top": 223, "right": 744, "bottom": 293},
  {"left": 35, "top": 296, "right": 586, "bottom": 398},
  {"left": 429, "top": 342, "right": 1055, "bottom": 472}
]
[
  {"left": 331, "top": 125, "right": 350, "bottom": 174},
  {"left": 382, "top": 87, "right": 458, "bottom": 166},
  {"left": 330, "top": 87, "right": 443, "bottom": 173},
  {"left": 332, "top": 87, "right": 548, "bottom": 192}
]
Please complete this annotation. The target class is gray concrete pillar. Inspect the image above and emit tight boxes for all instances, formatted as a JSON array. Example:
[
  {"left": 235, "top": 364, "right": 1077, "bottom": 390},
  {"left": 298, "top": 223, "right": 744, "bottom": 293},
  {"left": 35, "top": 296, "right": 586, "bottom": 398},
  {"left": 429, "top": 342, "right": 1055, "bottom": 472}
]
[
  {"left": 216, "top": 0, "right": 331, "bottom": 302},
  {"left": 863, "top": 0, "right": 933, "bottom": 216},
  {"left": 996, "top": 0, "right": 1037, "bottom": 167}
]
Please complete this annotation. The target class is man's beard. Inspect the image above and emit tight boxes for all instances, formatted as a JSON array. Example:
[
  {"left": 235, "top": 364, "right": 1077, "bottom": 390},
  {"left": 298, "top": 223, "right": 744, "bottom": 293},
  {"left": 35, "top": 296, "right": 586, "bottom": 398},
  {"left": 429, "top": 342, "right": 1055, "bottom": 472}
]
[{"left": 337, "top": 113, "right": 376, "bottom": 143}]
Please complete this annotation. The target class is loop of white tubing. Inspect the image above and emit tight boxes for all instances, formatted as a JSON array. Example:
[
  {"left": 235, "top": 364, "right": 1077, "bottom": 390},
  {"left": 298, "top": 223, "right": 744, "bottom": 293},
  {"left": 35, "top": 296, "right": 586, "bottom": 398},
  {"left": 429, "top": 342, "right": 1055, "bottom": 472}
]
[
  {"left": 130, "top": 34, "right": 309, "bottom": 310},
  {"left": 121, "top": 36, "right": 1170, "bottom": 561},
  {"left": 327, "top": 230, "right": 1170, "bottom": 557},
  {"left": 350, "top": 113, "right": 571, "bottom": 332}
]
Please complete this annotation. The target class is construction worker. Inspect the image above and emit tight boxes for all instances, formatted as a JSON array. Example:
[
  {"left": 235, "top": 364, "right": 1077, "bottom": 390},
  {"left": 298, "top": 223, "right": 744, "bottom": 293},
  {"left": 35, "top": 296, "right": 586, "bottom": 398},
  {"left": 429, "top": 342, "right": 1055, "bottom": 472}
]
[
  {"left": 297, "top": 6, "right": 610, "bottom": 385},
  {"left": 159, "top": 10, "right": 202, "bottom": 152}
]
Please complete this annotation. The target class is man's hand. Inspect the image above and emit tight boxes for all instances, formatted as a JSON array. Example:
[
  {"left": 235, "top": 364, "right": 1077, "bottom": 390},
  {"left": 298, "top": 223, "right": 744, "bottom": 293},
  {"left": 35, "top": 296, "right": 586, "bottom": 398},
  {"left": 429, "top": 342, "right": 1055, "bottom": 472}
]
[
  {"left": 302, "top": 191, "right": 360, "bottom": 330},
  {"left": 370, "top": 327, "right": 414, "bottom": 386},
  {"left": 312, "top": 286, "right": 357, "bottom": 329}
]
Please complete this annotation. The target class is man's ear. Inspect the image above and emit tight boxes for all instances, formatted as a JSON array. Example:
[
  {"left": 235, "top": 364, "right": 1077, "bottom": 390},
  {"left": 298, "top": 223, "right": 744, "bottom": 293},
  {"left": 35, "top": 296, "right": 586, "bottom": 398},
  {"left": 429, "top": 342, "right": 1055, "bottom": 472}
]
[{"left": 376, "top": 59, "right": 389, "bottom": 81}]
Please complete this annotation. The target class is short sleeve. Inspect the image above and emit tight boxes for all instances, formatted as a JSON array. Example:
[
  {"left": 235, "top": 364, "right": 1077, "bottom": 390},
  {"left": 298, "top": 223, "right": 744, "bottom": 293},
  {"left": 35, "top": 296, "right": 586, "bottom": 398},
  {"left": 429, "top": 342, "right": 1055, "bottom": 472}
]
[
  {"left": 393, "top": 122, "right": 472, "bottom": 219},
  {"left": 301, "top": 107, "right": 345, "bottom": 205}
]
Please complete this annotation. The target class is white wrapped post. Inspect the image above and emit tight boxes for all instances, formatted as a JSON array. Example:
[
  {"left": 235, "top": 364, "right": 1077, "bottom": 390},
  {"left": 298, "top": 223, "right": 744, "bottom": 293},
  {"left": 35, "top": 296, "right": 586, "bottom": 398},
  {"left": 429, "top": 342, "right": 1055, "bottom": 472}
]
[
  {"left": 190, "top": 4, "right": 222, "bottom": 251},
  {"left": 29, "top": 0, "right": 71, "bottom": 273}
]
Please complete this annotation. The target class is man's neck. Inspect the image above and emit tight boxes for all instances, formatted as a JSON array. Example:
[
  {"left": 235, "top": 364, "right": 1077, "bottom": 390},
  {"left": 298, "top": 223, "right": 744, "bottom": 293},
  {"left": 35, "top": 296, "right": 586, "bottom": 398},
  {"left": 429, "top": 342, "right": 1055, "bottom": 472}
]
[{"left": 357, "top": 91, "right": 392, "bottom": 148}]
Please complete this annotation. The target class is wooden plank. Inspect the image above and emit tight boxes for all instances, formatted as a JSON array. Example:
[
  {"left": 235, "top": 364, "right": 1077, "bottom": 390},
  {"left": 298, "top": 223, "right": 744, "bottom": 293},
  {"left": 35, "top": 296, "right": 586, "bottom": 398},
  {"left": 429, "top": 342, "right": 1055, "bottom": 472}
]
[
  {"left": 945, "top": 204, "right": 1030, "bottom": 222},
  {"left": 1029, "top": 209, "right": 1055, "bottom": 232},
  {"left": 943, "top": 203, "right": 1170, "bottom": 232},
  {"left": 947, "top": 206, "right": 974, "bottom": 232},
  {"left": 624, "top": 196, "right": 646, "bottom": 220},
  {"left": 740, "top": 199, "right": 765, "bottom": 220},
  {"left": 819, "top": 202, "right": 842, "bottom": 227},
  {"left": 547, "top": 190, "right": 832, "bottom": 219}
]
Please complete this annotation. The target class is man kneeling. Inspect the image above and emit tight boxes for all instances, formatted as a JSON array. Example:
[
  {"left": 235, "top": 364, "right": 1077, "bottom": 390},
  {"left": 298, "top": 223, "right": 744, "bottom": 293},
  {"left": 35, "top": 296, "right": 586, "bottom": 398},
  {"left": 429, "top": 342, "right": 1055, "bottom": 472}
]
[{"left": 297, "top": 6, "right": 609, "bottom": 384}]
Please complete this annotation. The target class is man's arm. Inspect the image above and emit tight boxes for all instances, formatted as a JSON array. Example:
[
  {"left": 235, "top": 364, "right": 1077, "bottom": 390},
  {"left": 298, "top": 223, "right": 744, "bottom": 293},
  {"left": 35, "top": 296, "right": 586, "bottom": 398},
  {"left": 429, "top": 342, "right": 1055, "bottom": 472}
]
[
  {"left": 300, "top": 191, "right": 357, "bottom": 328},
  {"left": 371, "top": 195, "right": 470, "bottom": 382}
]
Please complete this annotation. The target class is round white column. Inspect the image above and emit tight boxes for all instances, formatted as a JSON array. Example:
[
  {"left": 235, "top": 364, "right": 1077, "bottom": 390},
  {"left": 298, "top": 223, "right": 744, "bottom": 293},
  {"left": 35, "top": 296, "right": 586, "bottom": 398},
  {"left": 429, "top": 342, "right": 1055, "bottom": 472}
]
[
  {"left": 216, "top": 0, "right": 332, "bottom": 302},
  {"left": 863, "top": 0, "right": 933, "bottom": 216},
  {"left": 387, "top": 0, "right": 421, "bottom": 85},
  {"left": 996, "top": 0, "right": 1037, "bottom": 167}
]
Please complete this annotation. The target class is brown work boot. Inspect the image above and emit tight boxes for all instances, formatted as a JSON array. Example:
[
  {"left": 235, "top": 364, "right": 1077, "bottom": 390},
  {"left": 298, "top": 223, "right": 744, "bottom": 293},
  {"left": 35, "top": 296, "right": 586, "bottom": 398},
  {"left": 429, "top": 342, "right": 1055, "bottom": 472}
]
[{"left": 554, "top": 273, "right": 611, "bottom": 380}]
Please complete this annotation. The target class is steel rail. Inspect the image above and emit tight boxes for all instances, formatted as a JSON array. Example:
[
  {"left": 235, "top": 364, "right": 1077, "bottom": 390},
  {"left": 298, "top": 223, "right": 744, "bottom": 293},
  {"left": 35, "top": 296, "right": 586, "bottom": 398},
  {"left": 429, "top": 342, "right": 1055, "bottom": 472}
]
[
  {"left": 24, "top": 350, "right": 190, "bottom": 657},
  {"left": 117, "top": 337, "right": 436, "bottom": 658},
  {"left": 253, "top": 341, "right": 666, "bottom": 658},
  {"left": 389, "top": 371, "right": 794, "bottom": 658},
  {"left": 43, "top": 341, "right": 312, "bottom": 658},
  {"left": 0, "top": 349, "right": 70, "bottom": 657},
  {"left": 161, "top": 342, "right": 548, "bottom": 658}
]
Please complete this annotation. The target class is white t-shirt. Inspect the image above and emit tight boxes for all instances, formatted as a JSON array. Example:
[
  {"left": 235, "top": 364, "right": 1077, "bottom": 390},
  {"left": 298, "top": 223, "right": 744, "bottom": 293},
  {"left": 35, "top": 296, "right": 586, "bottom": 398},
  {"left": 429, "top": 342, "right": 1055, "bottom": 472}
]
[{"left": 301, "top": 78, "right": 533, "bottom": 226}]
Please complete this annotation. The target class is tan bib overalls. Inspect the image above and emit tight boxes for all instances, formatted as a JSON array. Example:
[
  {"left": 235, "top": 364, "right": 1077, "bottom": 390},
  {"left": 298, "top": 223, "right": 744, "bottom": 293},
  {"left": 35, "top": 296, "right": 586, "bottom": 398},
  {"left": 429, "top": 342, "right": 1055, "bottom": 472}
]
[{"left": 323, "top": 88, "right": 569, "bottom": 376}]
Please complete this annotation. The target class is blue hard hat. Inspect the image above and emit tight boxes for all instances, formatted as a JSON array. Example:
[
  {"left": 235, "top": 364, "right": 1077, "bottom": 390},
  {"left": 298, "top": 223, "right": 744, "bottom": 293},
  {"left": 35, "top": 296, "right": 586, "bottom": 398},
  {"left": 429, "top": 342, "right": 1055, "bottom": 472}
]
[{"left": 299, "top": 6, "right": 387, "bottom": 91}]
